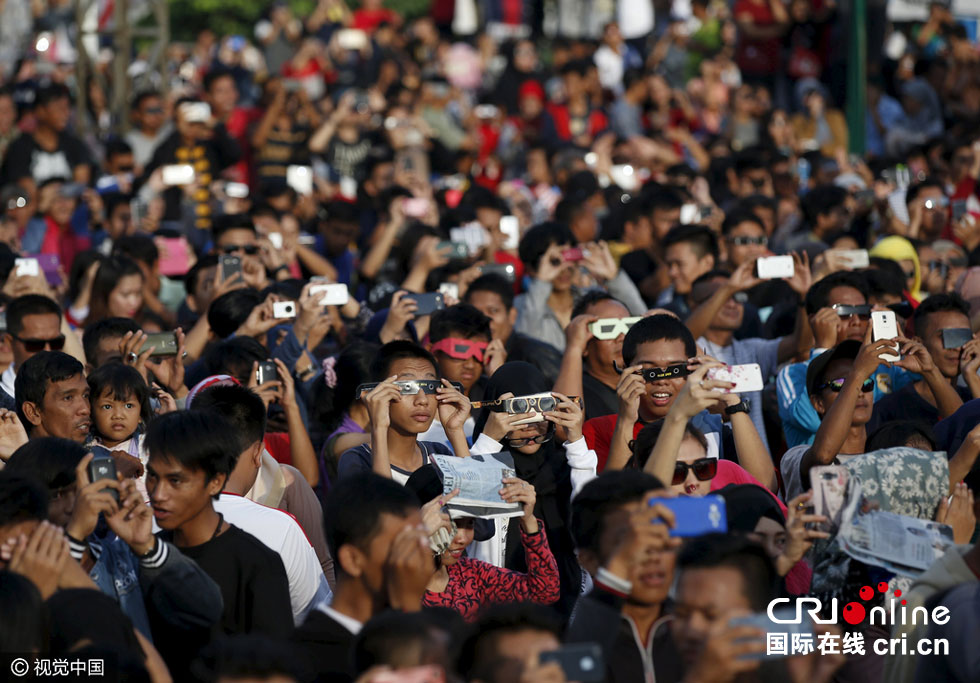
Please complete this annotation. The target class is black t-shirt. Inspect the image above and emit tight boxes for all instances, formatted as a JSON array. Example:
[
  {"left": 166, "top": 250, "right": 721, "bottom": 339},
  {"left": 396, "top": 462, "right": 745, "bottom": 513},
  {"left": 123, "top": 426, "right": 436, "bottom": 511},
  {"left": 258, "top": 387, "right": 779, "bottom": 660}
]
[
  {"left": 582, "top": 371, "right": 619, "bottom": 421},
  {"left": 866, "top": 382, "right": 972, "bottom": 436},
  {"left": 0, "top": 131, "right": 91, "bottom": 185},
  {"left": 169, "top": 523, "right": 293, "bottom": 638}
]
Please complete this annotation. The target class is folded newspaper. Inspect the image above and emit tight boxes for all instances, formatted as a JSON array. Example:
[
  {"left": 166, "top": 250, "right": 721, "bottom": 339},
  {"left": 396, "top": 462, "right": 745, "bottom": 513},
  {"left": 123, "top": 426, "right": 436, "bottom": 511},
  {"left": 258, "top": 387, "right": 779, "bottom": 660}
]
[
  {"left": 810, "top": 465, "right": 955, "bottom": 576},
  {"left": 431, "top": 452, "right": 523, "bottom": 519}
]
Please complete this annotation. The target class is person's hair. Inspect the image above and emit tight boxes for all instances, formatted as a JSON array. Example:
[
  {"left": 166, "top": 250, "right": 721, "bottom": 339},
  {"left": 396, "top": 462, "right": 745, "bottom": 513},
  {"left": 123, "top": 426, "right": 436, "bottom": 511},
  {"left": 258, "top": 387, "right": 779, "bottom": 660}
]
[
  {"left": 866, "top": 420, "right": 937, "bottom": 451},
  {"left": 6, "top": 294, "right": 61, "bottom": 338},
  {"left": 353, "top": 612, "right": 443, "bottom": 675},
  {"left": 661, "top": 224, "right": 719, "bottom": 261},
  {"left": 203, "top": 66, "right": 236, "bottom": 94},
  {"left": 642, "top": 184, "right": 685, "bottom": 215},
  {"left": 191, "top": 384, "right": 267, "bottom": 448},
  {"left": 571, "top": 290, "right": 626, "bottom": 320},
  {"left": 207, "top": 289, "right": 263, "bottom": 339},
  {"left": 458, "top": 604, "right": 563, "bottom": 682},
  {"left": 313, "top": 344, "right": 379, "bottom": 433},
  {"left": 0, "top": 472, "right": 48, "bottom": 528},
  {"left": 677, "top": 533, "right": 778, "bottom": 611},
  {"left": 323, "top": 472, "right": 420, "bottom": 570},
  {"left": 691, "top": 269, "right": 734, "bottom": 293},
  {"left": 186, "top": 253, "right": 220, "bottom": 300},
  {"left": 4, "top": 437, "right": 87, "bottom": 490},
  {"left": 863, "top": 267, "right": 906, "bottom": 302},
  {"left": 370, "top": 341, "right": 439, "bottom": 382},
  {"left": 630, "top": 419, "right": 708, "bottom": 470},
  {"left": 68, "top": 251, "right": 104, "bottom": 304},
  {"left": 464, "top": 274, "right": 514, "bottom": 310},
  {"left": 204, "top": 336, "right": 267, "bottom": 384},
  {"left": 87, "top": 255, "right": 144, "bottom": 327},
  {"left": 0, "top": 571, "right": 45, "bottom": 653},
  {"left": 82, "top": 317, "right": 141, "bottom": 368},
  {"left": 905, "top": 177, "right": 945, "bottom": 207},
  {"left": 804, "top": 271, "right": 869, "bottom": 315},
  {"left": 518, "top": 222, "right": 576, "bottom": 271},
  {"left": 104, "top": 138, "right": 133, "bottom": 161},
  {"left": 131, "top": 90, "right": 161, "bottom": 111},
  {"left": 211, "top": 214, "right": 256, "bottom": 243},
  {"left": 734, "top": 148, "right": 768, "bottom": 175},
  {"left": 87, "top": 363, "right": 152, "bottom": 427},
  {"left": 721, "top": 210, "right": 766, "bottom": 236},
  {"left": 190, "top": 636, "right": 300, "bottom": 683},
  {"left": 570, "top": 470, "right": 666, "bottom": 554},
  {"left": 15, "top": 351, "right": 84, "bottom": 432},
  {"left": 429, "top": 304, "right": 492, "bottom": 344},
  {"left": 622, "top": 67, "right": 645, "bottom": 92},
  {"left": 113, "top": 234, "right": 158, "bottom": 267},
  {"left": 801, "top": 185, "right": 847, "bottom": 224},
  {"left": 622, "top": 314, "right": 697, "bottom": 365},
  {"left": 35, "top": 82, "right": 71, "bottom": 108},
  {"left": 912, "top": 292, "right": 970, "bottom": 339},
  {"left": 145, "top": 410, "right": 240, "bottom": 492}
]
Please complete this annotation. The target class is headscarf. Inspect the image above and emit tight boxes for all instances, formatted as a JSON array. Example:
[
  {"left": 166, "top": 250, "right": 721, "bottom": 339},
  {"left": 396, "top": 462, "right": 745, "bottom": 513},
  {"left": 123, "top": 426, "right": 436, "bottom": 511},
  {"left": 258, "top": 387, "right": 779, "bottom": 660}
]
[
  {"left": 716, "top": 484, "right": 785, "bottom": 533},
  {"left": 870, "top": 235, "right": 922, "bottom": 301}
]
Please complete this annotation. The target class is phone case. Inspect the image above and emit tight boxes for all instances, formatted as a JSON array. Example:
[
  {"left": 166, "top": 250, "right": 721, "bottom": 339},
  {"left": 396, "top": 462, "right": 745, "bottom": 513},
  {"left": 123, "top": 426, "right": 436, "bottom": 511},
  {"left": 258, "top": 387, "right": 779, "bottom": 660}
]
[
  {"left": 706, "top": 364, "right": 764, "bottom": 393},
  {"left": 256, "top": 361, "right": 278, "bottom": 385},
  {"left": 648, "top": 495, "right": 727, "bottom": 537},
  {"left": 539, "top": 644, "right": 604, "bottom": 683},
  {"left": 405, "top": 292, "right": 444, "bottom": 316},
  {"left": 220, "top": 256, "right": 242, "bottom": 280},
  {"left": 87, "top": 456, "right": 119, "bottom": 503},
  {"left": 871, "top": 311, "right": 901, "bottom": 362},
  {"left": 140, "top": 333, "right": 178, "bottom": 357}
]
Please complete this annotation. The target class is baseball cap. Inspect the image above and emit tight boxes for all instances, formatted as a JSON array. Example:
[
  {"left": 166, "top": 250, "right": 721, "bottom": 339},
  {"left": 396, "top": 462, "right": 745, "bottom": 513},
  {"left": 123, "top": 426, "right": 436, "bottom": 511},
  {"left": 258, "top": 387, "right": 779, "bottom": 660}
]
[{"left": 805, "top": 340, "right": 862, "bottom": 396}]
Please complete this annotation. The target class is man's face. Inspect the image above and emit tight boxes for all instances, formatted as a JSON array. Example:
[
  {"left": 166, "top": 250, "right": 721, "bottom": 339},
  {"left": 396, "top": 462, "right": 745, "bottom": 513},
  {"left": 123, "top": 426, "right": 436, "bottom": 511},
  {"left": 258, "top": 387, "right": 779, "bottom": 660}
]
[
  {"left": 725, "top": 221, "right": 768, "bottom": 268},
  {"left": 738, "top": 169, "right": 773, "bottom": 197},
  {"left": 359, "top": 510, "right": 423, "bottom": 601},
  {"left": 917, "top": 187, "right": 948, "bottom": 241},
  {"left": 32, "top": 373, "right": 91, "bottom": 443},
  {"left": 322, "top": 219, "right": 358, "bottom": 258},
  {"left": 108, "top": 202, "right": 135, "bottom": 240},
  {"left": 633, "top": 339, "right": 690, "bottom": 421},
  {"left": 37, "top": 97, "right": 70, "bottom": 132},
  {"left": 921, "top": 309, "right": 972, "bottom": 378},
  {"left": 624, "top": 215, "right": 654, "bottom": 250},
  {"left": 690, "top": 278, "right": 744, "bottom": 332},
  {"left": 134, "top": 96, "right": 165, "bottom": 133},
  {"left": 584, "top": 299, "right": 631, "bottom": 373},
  {"left": 597, "top": 501, "right": 676, "bottom": 605},
  {"left": 468, "top": 290, "right": 515, "bottom": 343},
  {"left": 387, "top": 357, "right": 438, "bottom": 434},
  {"left": 191, "top": 264, "right": 220, "bottom": 313},
  {"left": 91, "top": 334, "right": 126, "bottom": 370},
  {"left": 651, "top": 207, "right": 681, "bottom": 241},
  {"left": 0, "top": 96, "right": 17, "bottom": 132},
  {"left": 8, "top": 312, "right": 62, "bottom": 368},
  {"left": 665, "top": 242, "right": 713, "bottom": 296},
  {"left": 673, "top": 566, "right": 753, "bottom": 667},
  {"left": 482, "top": 629, "right": 563, "bottom": 683},
  {"left": 434, "top": 335, "right": 488, "bottom": 396},
  {"left": 50, "top": 193, "right": 76, "bottom": 226},
  {"left": 810, "top": 357, "right": 872, "bottom": 424},
  {"left": 825, "top": 286, "right": 869, "bottom": 342},
  {"left": 817, "top": 203, "right": 851, "bottom": 234},
  {"left": 207, "top": 75, "right": 239, "bottom": 118},
  {"left": 106, "top": 152, "right": 135, "bottom": 177},
  {"left": 215, "top": 228, "right": 257, "bottom": 257},
  {"left": 146, "top": 454, "right": 223, "bottom": 530}
]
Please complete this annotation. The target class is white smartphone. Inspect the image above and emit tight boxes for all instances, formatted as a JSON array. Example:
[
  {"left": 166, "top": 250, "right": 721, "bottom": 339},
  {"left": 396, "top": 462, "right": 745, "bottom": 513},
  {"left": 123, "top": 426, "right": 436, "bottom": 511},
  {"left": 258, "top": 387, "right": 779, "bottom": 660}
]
[
  {"left": 499, "top": 215, "right": 520, "bottom": 250},
  {"left": 286, "top": 165, "right": 314, "bottom": 195},
  {"left": 833, "top": 249, "right": 870, "bottom": 269},
  {"left": 871, "top": 310, "right": 901, "bottom": 362},
  {"left": 268, "top": 232, "right": 284, "bottom": 249},
  {"left": 272, "top": 301, "right": 297, "bottom": 319},
  {"left": 706, "top": 363, "right": 764, "bottom": 393},
  {"left": 755, "top": 255, "right": 795, "bottom": 279},
  {"left": 14, "top": 258, "right": 39, "bottom": 277},
  {"left": 225, "top": 181, "right": 249, "bottom": 199},
  {"left": 438, "top": 282, "right": 459, "bottom": 300},
  {"left": 336, "top": 28, "right": 368, "bottom": 50},
  {"left": 161, "top": 164, "right": 195, "bottom": 187},
  {"left": 310, "top": 283, "right": 349, "bottom": 306},
  {"left": 180, "top": 101, "right": 211, "bottom": 123}
]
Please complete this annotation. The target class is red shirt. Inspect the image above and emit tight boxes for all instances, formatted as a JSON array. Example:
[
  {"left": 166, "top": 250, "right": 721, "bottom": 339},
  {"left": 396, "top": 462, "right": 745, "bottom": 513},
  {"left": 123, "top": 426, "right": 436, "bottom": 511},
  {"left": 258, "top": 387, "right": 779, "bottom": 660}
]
[
  {"left": 351, "top": 8, "right": 399, "bottom": 31},
  {"left": 734, "top": 0, "right": 782, "bottom": 74}
]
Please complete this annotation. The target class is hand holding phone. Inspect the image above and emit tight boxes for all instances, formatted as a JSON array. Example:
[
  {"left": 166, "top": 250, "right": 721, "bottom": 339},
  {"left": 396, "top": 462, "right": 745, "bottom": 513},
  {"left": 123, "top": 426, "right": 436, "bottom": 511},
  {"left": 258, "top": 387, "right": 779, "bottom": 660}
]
[
  {"left": 705, "top": 364, "right": 764, "bottom": 393},
  {"left": 403, "top": 292, "right": 445, "bottom": 316}
]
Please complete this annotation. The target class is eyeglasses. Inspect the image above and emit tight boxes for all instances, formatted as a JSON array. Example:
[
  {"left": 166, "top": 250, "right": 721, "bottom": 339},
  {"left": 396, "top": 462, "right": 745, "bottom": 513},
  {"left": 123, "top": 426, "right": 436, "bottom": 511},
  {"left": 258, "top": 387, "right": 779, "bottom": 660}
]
[
  {"left": 471, "top": 393, "right": 580, "bottom": 413},
  {"left": 816, "top": 377, "right": 875, "bottom": 393},
  {"left": 728, "top": 236, "right": 768, "bottom": 246},
  {"left": 614, "top": 360, "right": 692, "bottom": 381},
  {"left": 11, "top": 334, "right": 66, "bottom": 352},
  {"left": 220, "top": 244, "right": 259, "bottom": 255},
  {"left": 589, "top": 317, "right": 641, "bottom": 340},
  {"left": 143, "top": 106, "right": 164, "bottom": 115},
  {"left": 832, "top": 304, "right": 871, "bottom": 320},
  {"left": 430, "top": 338, "right": 487, "bottom": 362},
  {"left": 672, "top": 457, "right": 718, "bottom": 485},
  {"left": 356, "top": 379, "right": 463, "bottom": 396},
  {"left": 505, "top": 422, "right": 554, "bottom": 447},
  {"left": 886, "top": 301, "right": 914, "bottom": 319}
]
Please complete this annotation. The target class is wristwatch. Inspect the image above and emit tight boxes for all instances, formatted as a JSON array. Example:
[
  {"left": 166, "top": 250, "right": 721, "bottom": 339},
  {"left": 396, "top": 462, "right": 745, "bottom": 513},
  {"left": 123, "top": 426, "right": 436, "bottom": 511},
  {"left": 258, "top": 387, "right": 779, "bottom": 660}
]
[{"left": 725, "top": 400, "right": 749, "bottom": 416}]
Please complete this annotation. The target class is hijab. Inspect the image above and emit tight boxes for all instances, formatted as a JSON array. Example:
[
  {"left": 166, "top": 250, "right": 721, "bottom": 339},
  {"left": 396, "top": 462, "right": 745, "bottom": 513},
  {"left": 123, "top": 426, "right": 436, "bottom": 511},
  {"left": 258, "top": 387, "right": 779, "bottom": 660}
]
[
  {"left": 870, "top": 235, "right": 922, "bottom": 301},
  {"left": 717, "top": 483, "right": 785, "bottom": 533}
]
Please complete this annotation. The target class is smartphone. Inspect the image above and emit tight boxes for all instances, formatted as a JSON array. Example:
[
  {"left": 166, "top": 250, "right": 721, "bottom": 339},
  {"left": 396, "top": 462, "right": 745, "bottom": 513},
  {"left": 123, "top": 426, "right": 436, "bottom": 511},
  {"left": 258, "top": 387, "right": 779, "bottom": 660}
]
[
  {"left": 706, "top": 363, "right": 764, "bottom": 393},
  {"left": 311, "top": 283, "right": 349, "bottom": 306},
  {"left": 220, "top": 255, "right": 242, "bottom": 281},
  {"left": 479, "top": 263, "right": 516, "bottom": 282},
  {"left": 180, "top": 101, "right": 211, "bottom": 123},
  {"left": 871, "top": 310, "right": 901, "bottom": 362},
  {"left": 336, "top": 28, "right": 368, "bottom": 50},
  {"left": 832, "top": 248, "right": 870, "bottom": 269},
  {"left": 438, "top": 282, "right": 459, "bottom": 300},
  {"left": 14, "top": 258, "right": 39, "bottom": 278},
  {"left": 161, "top": 164, "right": 195, "bottom": 187},
  {"left": 286, "top": 165, "right": 314, "bottom": 195},
  {"left": 267, "top": 232, "right": 284, "bottom": 249},
  {"left": 435, "top": 241, "right": 469, "bottom": 260},
  {"left": 36, "top": 253, "right": 62, "bottom": 286},
  {"left": 679, "top": 203, "right": 701, "bottom": 225},
  {"left": 225, "top": 181, "right": 249, "bottom": 199},
  {"left": 952, "top": 198, "right": 967, "bottom": 222},
  {"left": 730, "top": 608, "right": 814, "bottom": 660},
  {"left": 474, "top": 104, "right": 499, "bottom": 119},
  {"left": 154, "top": 236, "right": 191, "bottom": 277},
  {"left": 562, "top": 247, "right": 585, "bottom": 262},
  {"left": 273, "top": 301, "right": 297, "bottom": 319},
  {"left": 139, "top": 332, "right": 178, "bottom": 357},
  {"left": 755, "top": 255, "right": 794, "bottom": 279},
  {"left": 403, "top": 292, "right": 445, "bottom": 316},
  {"left": 87, "top": 453, "right": 119, "bottom": 503},
  {"left": 539, "top": 644, "right": 604, "bottom": 683},
  {"left": 647, "top": 495, "right": 727, "bottom": 537},
  {"left": 402, "top": 198, "right": 430, "bottom": 218},
  {"left": 256, "top": 360, "right": 278, "bottom": 385},
  {"left": 942, "top": 327, "right": 973, "bottom": 350},
  {"left": 499, "top": 215, "right": 520, "bottom": 250},
  {"left": 0, "top": 311, "right": 7, "bottom": 333}
]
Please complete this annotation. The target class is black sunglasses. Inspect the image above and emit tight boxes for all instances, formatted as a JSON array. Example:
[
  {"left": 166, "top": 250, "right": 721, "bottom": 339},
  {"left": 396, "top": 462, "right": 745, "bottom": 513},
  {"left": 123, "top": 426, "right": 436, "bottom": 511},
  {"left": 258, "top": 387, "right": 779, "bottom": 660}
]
[
  {"left": 11, "top": 334, "right": 66, "bottom": 352},
  {"left": 220, "top": 244, "right": 259, "bottom": 255},
  {"left": 816, "top": 377, "right": 874, "bottom": 393},
  {"left": 832, "top": 304, "right": 871, "bottom": 320},
  {"left": 672, "top": 457, "right": 718, "bottom": 485},
  {"left": 729, "top": 236, "right": 768, "bottom": 246}
]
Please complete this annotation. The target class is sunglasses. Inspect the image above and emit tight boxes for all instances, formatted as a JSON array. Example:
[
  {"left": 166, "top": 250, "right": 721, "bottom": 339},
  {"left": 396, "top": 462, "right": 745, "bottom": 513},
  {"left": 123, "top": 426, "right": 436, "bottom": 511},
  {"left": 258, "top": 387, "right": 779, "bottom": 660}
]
[
  {"left": 672, "top": 457, "right": 718, "bottom": 485},
  {"left": 832, "top": 304, "right": 871, "bottom": 320},
  {"left": 472, "top": 393, "right": 579, "bottom": 413},
  {"left": 589, "top": 317, "right": 641, "bottom": 340},
  {"left": 356, "top": 379, "right": 463, "bottom": 396},
  {"left": 220, "top": 244, "right": 259, "bottom": 255},
  {"left": 614, "top": 360, "right": 691, "bottom": 381},
  {"left": 12, "top": 334, "right": 66, "bottom": 352},
  {"left": 506, "top": 427, "right": 554, "bottom": 447},
  {"left": 430, "top": 338, "right": 487, "bottom": 362},
  {"left": 886, "top": 301, "right": 914, "bottom": 319},
  {"left": 816, "top": 377, "right": 874, "bottom": 393},
  {"left": 728, "top": 236, "right": 768, "bottom": 246}
]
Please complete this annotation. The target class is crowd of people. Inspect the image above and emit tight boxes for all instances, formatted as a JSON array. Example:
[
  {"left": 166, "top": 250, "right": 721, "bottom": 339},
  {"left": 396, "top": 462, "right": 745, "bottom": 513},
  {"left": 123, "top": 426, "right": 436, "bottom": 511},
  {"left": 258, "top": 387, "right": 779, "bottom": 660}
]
[{"left": 2, "top": 0, "right": 980, "bottom": 681}]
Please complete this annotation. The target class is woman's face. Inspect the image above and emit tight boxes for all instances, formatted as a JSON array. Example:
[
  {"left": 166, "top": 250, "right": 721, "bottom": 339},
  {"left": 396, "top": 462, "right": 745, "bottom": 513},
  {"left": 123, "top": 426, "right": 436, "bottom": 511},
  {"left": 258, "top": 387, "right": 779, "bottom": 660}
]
[
  {"left": 505, "top": 420, "right": 549, "bottom": 454},
  {"left": 669, "top": 436, "right": 712, "bottom": 497},
  {"left": 440, "top": 518, "right": 474, "bottom": 566},
  {"left": 748, "top": 516, "right": 786, "bottom": 560},
  {"left": 108, "top": 273, "right": 144, "bottom": 318}
]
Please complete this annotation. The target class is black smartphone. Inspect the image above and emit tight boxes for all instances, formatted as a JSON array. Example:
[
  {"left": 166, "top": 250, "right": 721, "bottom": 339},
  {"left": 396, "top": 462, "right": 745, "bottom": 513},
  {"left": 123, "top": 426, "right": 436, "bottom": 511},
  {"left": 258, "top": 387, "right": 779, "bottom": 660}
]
[
  {"left": 256, "top": 360, "right": 279, "bottom": 385},
  {"left": 220, "top": 255, "right": 242, "bottom": 281},
  {"left": 87, "top": 452, "right": 119, "bottom": 503},
  {"left": 404, "top": 292, "right": 445, "bottom": 316},
  {"left": 539, "top": 644, "right": 604, "bottom": 683},
  {"left": 479, "top": 263, "right": 516, "bottom": 282},
  {"left": 952, "top": 198, "right": 967, "bottom": 222},
  {"left": 140, "top": 332, "right": 178, "bottom": 357}
]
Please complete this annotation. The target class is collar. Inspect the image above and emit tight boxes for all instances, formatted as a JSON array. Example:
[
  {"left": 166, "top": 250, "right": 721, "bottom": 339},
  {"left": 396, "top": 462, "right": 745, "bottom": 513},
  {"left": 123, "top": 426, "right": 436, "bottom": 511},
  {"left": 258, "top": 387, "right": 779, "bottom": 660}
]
[
  {"left": 1, "top": 365, "right": 15, "bottom": 398},
  {"left": 319, "top": 604, "right": 363, "bottom": 635}
]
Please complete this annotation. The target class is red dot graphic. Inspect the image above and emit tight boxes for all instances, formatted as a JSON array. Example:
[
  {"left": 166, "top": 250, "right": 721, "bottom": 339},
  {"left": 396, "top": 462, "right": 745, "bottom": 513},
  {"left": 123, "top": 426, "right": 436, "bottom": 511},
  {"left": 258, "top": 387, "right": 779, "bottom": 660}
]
[
  {"left": 859, "top": 585, "right": 874, "bottom": 600},
  {"left": 901, "top": 600, "right": 907, "bottom": 605},
  {"left": 877, "top": 582, "right": 889, "bottom": 593},
  {"left": 843, "top": 602, "right": 866, "bottom": 625},
  {"left": 894, "top": 589, "right": 902, "bottom": 597}
]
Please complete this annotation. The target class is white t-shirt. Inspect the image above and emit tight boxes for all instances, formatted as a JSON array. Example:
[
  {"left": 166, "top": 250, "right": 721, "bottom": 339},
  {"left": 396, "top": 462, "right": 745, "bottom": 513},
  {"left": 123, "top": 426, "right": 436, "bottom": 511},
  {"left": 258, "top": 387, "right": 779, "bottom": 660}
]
[
  {"left": 214, "top": 493, "right": 332, "bottom": 625},
  {"left": 780, "top": 445, "right": 859, "bottom": 501}
]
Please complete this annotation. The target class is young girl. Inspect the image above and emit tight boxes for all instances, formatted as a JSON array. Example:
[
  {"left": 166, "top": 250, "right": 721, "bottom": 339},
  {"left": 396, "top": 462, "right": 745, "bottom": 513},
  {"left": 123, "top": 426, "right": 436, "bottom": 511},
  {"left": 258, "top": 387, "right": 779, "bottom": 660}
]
[{"left": 87, "top": 363, "right": 153, "bottom": 498}]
